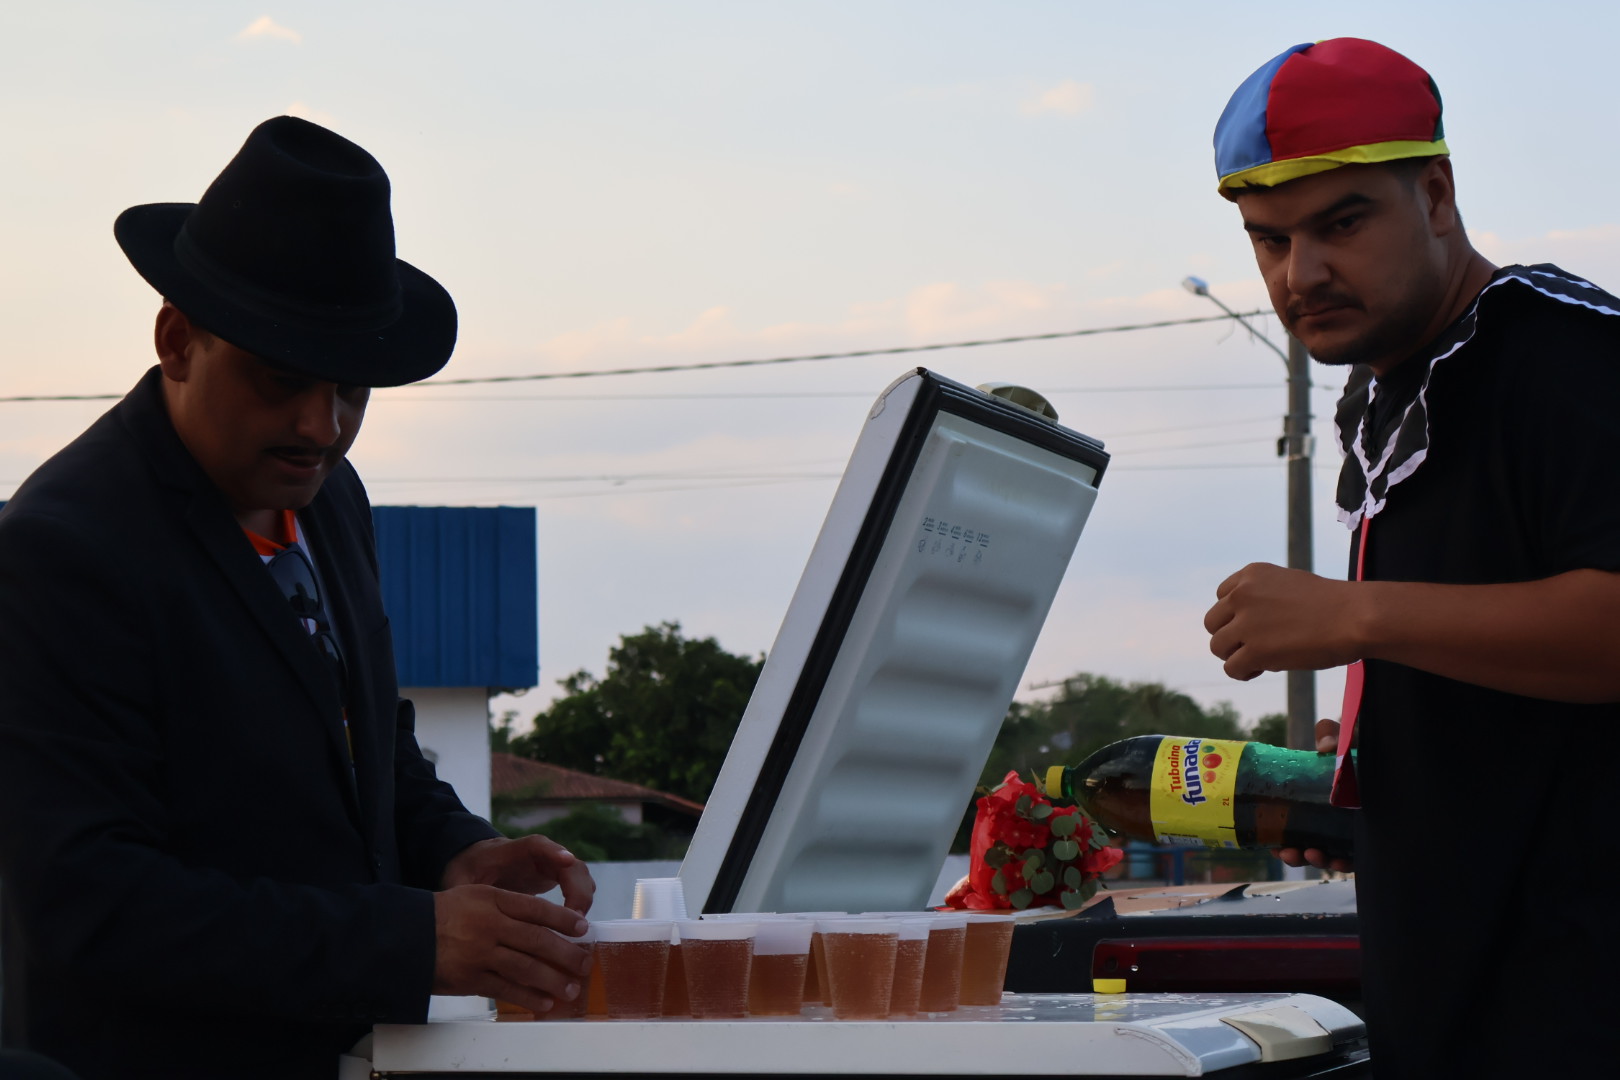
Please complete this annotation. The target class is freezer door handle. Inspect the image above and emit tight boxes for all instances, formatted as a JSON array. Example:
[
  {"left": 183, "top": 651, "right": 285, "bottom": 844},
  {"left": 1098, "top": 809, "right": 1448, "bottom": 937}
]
[{"left": 1220, "top": 1004, "right": 1334, "bottom": 1062}]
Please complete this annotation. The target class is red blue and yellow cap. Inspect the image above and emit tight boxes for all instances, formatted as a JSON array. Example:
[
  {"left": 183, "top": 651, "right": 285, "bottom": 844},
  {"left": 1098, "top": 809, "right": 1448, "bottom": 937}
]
[{"left": 1215, "top": 38, "right": 1447, "bottom": 197}]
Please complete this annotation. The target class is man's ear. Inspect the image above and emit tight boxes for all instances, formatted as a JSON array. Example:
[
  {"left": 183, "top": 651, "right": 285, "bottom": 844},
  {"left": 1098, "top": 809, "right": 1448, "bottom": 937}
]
[
  {"left": 1420, "top": 157, "right": 1460, "bottom": 238},
  {"left": 154, "top": 302, "right": 198, "bottom": 382}
]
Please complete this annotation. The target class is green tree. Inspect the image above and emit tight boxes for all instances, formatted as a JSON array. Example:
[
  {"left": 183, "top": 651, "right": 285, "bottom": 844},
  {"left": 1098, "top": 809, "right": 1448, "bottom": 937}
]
[
  {"left": 509, "top": 622, "right": 763, "bottom": 805},
  {"left": 1249, "top": 712, "right": 1289, "bottom": 747}
]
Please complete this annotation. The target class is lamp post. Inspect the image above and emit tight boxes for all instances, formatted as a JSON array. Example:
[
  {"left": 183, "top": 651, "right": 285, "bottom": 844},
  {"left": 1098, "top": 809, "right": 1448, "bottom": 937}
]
[{"left": 1182, "top": 277, "right": 1316, "bottom": 752}]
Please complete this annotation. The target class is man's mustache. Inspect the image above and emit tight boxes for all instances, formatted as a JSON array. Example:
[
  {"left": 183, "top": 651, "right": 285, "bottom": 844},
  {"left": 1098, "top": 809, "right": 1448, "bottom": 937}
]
[{"left": 1287, "top": 292, "right": 1361, "bottom": 321}]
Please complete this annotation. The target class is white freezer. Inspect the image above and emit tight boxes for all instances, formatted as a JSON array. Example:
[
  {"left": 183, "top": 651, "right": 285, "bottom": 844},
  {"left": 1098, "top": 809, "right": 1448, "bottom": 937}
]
[{"left": 369, "top": 370, "right": 1366, "bottom": 1077}]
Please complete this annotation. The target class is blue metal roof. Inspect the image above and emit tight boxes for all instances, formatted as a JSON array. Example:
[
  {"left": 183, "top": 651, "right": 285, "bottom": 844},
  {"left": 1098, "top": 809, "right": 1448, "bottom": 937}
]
[{"left": 372, "top": 506, "right": 539, "bottom": 690}]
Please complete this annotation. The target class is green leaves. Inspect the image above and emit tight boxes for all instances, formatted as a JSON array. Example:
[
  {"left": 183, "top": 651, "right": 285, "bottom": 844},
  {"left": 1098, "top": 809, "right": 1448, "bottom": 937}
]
[
  {"left": 1051, "top": 839, "right": 1080, "bottom": 862},
  {"left": 1049, "top": 814, "right": 1078, "bottom": 838}
]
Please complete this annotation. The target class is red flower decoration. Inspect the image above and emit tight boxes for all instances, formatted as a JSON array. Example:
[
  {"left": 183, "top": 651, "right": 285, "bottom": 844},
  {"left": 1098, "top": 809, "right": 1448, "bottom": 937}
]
[{"left": 946, "top": 769, "right": 1124, "bottom": 912}]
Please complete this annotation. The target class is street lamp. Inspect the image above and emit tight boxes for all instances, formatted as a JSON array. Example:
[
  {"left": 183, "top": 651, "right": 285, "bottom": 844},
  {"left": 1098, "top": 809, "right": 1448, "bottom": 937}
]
[{"left": 1184, "top": 276, "right": 1317, "bottom": 752}]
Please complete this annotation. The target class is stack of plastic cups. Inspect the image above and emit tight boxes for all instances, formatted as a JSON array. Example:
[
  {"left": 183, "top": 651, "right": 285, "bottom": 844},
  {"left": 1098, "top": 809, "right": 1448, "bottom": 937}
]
[{"left": 631, "top": 878, "right": 689, "bottom": 1017}]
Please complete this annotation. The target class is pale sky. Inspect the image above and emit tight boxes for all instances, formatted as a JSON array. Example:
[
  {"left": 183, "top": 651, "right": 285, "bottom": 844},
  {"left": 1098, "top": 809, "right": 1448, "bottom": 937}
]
[{"left": 4, "top": 2, "right": 1617, "bottom": 731}]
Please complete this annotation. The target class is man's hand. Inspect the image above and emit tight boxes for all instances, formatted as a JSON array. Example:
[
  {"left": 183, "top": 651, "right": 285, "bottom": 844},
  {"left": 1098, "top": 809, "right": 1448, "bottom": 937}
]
[
  {"left": 1204, "top": 563, "right": 1365, "bottom": 680},
  {"left": 432, "top": 885, "right": 591, "bottom": 1015},
  {"left": 1273, "top": 719, "right": 1355, "bottom": 874},
  {"left": 441, "top": 835, "right": 596, "bottom": 915}
]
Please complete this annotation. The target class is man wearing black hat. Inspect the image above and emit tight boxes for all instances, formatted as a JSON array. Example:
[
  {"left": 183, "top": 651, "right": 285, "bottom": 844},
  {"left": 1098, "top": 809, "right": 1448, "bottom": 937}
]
[
  {"left": 0, "top": 118, "right": 593, "bottom": 1078},
  {"left": 1201, "top": 39, "right": 1620, "bottom": 1077}
]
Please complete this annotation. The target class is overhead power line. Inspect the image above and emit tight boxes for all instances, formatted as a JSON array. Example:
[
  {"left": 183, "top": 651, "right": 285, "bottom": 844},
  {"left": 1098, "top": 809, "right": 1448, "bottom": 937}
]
[
  {"left": 415, "top": 311, "right": 1274, "bottom": 387},
  {"left": 0, "top": 310, "right": 1273, "bottom": 403}
]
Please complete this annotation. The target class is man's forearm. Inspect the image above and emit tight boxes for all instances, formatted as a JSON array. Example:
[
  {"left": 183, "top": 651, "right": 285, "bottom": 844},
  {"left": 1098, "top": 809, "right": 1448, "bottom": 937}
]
[{"left": 1356, "top": 569, "right": 1620, "bottom": 703}]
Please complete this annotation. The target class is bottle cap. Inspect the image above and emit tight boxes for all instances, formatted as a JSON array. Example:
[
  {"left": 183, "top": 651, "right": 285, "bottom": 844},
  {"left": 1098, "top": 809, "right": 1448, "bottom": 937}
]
[
  {"left": 1092, "top": 978, "right": 1127, "bottom": 995},
  {"left": 1043, "top": 765, "right": 1066, "bottom": 798}
]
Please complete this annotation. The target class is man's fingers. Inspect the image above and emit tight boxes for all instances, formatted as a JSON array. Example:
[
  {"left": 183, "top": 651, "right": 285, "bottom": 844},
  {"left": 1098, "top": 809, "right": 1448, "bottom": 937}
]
[
  {"left": 491, "top": 943, "right": 584, "bottom": 1005},
  {"left": 554, "top": 860, "right": 596, "bottom": 915},
  {"left": 1314, "top": 718, "right": 1340, "bottom": 754},
  {"left": 493, "top": 887, "right": 590, "bottom": 940},
  {"left": 1213, "top": 568, "right": 1246, "bottom": 601},
  {"left": 484, "top": 971, "right": 559, "bottom": 1017}
]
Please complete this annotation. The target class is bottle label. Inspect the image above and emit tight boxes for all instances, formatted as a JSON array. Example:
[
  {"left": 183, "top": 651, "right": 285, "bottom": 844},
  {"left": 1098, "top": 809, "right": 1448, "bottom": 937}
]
[{"left": 1149, "top": 737, "right": 1240, "bottom": 848}]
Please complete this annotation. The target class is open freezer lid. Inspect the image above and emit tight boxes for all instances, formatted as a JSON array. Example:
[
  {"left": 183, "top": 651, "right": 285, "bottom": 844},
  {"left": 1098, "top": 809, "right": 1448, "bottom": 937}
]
[{"left": 681, "top": 369, "right": 1109, "bottom": 915}]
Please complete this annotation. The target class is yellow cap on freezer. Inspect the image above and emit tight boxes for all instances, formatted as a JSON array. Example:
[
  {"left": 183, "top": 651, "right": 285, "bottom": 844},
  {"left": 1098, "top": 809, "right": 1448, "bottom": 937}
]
[
  {"left": 1092, "top": 978, "right": 1127, "bottom": 995},
  {"left": 1043, "top": 766, "right": 1065, "bottom": 799}
]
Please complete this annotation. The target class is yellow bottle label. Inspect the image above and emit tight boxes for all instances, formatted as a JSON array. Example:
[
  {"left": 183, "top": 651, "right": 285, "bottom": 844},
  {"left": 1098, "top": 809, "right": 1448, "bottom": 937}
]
[{"left": 1149, "top": 737, "right": 1241, "bottom": 848}]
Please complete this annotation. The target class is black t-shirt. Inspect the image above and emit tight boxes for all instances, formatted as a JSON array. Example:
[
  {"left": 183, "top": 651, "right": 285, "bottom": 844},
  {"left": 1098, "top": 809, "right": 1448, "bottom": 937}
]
[{"left": 1331, "top": 265, "right": 1620, "bottom": 1077}]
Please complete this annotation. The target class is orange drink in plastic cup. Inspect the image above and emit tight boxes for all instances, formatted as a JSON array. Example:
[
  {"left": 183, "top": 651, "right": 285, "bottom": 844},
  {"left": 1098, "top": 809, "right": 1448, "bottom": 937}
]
[
  {"left": 676, "top": 919, "right": 756, "bottom": 1018},
  {"left": 818, "top": 918, "right": 899, "bottom": 1020},
  {"left": 592, "top": 920, "right": 672, "bottom": 1019},
  {"left": 958, "top": 914, "right": 1016, "bottom": 1006},
  {"left": 887, "top": 918, "right": 931, "bottom": 1017},
  {"left": 746, "top": 918, "right": 815, "bottom": 1016},
  {"left": 918, "top": 913, "right": 967, "bottom": 1013}
]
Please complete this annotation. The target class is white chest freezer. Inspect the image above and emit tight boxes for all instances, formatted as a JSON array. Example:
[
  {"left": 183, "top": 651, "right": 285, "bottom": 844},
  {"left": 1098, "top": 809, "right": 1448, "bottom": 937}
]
[{"left": 369, "top": 370, "right": 1368, "bottom": 1077}]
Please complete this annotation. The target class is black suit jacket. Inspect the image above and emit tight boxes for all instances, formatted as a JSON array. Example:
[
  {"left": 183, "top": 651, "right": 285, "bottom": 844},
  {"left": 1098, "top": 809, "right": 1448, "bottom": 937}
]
[{"left": 0, "top": 369, "right": 499, "bottom": 1078}]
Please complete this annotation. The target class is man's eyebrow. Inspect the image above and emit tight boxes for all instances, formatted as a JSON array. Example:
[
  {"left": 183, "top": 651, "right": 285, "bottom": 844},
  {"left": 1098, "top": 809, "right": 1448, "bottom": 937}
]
[{"left": 1243, "top": 193, "right": 1376, "bottom": 235}]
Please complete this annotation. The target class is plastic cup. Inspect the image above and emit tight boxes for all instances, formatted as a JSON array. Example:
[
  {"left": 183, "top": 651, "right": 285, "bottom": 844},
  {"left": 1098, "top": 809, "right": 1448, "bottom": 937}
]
[
  {"left": 632, "top": 877, "right": 689, "bottom": 921},
  {"left": 747, "top": 918, "right": 815, "bottom": 1016},
  {"left": 496, "top": 922, "right": 595, "bottom": 1021},
  {"left": 662, "top": 925, "right": 690, "bottom": 1017},
  {"left": 790, "top": 912, "right": 844, "bottom": 1006},
  {"left": 676, "top": 920, "right": 757, "bottom": 1018},
  {"left": 817, "top": 918, "right": 899, "bottom": 1020},
  {"left": 562, "top": 924, "right": 596, "bottom": 1019},
  {"left": 592, "top": 920, "right": 672, "bottom": 1019},
  {"left": 887, "top": 918, "right": 931, "bottom": 1017},
  {"left": 917, "top": 913, "right": 968, "bottom": 1013},
  {"left": 958, "top": 914, "right": 1016, "bottom": 1006}
]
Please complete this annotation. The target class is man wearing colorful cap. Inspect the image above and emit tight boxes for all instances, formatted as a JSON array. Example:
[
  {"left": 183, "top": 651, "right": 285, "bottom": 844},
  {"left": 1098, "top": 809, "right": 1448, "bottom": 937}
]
[
  {"left": 1202, "top": 39, "right": 1620, "bottom": 1075},
  {"left": 0, "top": 118, "right": 594, "bottom": 1078}
]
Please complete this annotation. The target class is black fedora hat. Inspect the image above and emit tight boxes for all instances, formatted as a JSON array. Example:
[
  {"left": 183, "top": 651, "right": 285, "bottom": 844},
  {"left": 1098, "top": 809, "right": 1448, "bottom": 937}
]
[{"left": 115, "top": 116, "right": 455, "bottom": 387}]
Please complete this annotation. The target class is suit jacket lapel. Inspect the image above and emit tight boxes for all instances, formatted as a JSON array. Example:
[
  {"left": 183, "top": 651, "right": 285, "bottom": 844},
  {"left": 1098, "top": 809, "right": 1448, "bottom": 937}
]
[{"left": 116, "top": 370, "right": 362, "bottom": 817}]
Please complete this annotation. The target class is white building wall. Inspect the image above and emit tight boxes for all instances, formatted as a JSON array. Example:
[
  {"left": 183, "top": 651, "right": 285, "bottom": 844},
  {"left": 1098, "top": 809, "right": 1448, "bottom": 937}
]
[{"left": 406, "top": 686, "right": 491, "bottom": 822}]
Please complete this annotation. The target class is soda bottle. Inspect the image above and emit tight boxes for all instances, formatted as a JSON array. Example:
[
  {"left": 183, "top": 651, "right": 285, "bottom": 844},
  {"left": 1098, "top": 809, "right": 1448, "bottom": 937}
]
[{"left": 1042, "top": 735, "right": 1355, "bottom": 859}]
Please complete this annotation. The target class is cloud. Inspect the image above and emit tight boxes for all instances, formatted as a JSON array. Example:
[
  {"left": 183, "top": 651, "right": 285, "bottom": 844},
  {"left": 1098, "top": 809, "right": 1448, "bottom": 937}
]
[
  {"left": 1021, "top": 80, "right": 1095, "bottom": 117},
  {"left": 902, "top": 280, "right": 1069, "bottom": 338},
  {"left": 236, "top": 16, "right": 302, "bottom": 44}
]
